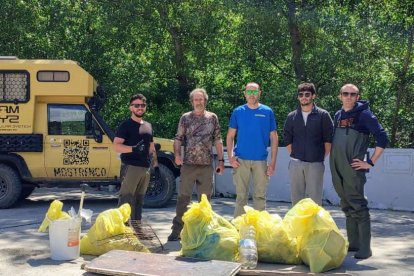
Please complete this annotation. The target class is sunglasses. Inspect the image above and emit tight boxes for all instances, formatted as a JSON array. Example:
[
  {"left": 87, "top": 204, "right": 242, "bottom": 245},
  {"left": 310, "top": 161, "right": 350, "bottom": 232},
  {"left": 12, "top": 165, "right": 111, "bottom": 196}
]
[
  {"left": 130, "top": 103, "right": 147, "bottom": 108},
  {"left": 298, "top": 92, "right": 312, "bottom": 98},
  {"left": 341, "top": 92, "right": 358, "bottom": 97},
  {"left": 245, "top": 89, "right": 259, "bottom": 95}
]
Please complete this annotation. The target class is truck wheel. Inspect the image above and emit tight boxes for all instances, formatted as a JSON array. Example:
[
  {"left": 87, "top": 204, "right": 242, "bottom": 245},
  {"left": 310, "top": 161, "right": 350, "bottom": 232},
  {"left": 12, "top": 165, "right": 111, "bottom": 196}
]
[
  {"left": 144, "top": 163, "right": 175, "bottom": 208},
  {"left": 19, "top": 186, "right": 36, "bottom": 200},
  {"left": 0, "top": 165, "right": 23, "bottom": 208}
]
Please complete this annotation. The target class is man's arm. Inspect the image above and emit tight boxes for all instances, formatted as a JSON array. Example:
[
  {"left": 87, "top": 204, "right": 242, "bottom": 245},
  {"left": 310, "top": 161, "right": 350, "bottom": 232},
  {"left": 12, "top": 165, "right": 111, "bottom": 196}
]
[
  {"left": 352, "top": 112, "right": 388, "bottom": 170},
  {"left": 150, "top": 142, "right": 158, "bottom": 167},
  {"left": 173, "top": 116, "right": 185, "bottom": 166},
  {"left": 370, "top": 146, "right": 385, "bottom": 164},
  {"left": 113, "top": 137, "right": 133, "bottom": 153},
  {"left": 324, "top": 142, "right": 331, "bottom": 157},
  {"left": 173, "top": 139, "right": 183, "bottom": 165},
  {"left": 267, "top": 130, "right": 278, "bottom": 176},
  {"left": 322, "top": 111, "right": 334, "bottom": 158},
  {"left": 226, "top": 127, "right": 239, "bottom": 168},
  {"left": 351, "top": 146, "right": 384, "bottom": 170},
  {"left": 215, "top": 141, "right": 225, "bottom": 174},
  {"left": 286, "top": 144, "right": 292, "bottom": 155},
  {"left": 283, "top": 115, "right": 293, "bottom": 155}
]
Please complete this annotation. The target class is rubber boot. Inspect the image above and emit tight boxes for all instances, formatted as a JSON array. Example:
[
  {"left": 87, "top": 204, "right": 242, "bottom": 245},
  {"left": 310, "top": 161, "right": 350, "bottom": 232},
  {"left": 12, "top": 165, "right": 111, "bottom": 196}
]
[
  {"left": 168, "top": 194, "right": 191, "bottom": 241},
  {"left": 346, "top": 216, "right": 359, "bottom": 251},
  {"left": 354, "top": 218, "right": 372, "bottom": 259}
]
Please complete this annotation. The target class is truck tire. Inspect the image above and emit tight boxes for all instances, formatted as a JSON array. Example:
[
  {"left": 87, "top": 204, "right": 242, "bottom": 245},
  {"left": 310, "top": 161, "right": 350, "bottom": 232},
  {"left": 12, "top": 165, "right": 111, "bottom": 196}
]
[
  {"left": 0, "top": 164, "right": 23, "bottom": 208},
  {"left": 19, "top": 186, "right": 36, "bottom": 200},
  {"left": 144, "top": 163, "right": 175, "bottom": 208}
]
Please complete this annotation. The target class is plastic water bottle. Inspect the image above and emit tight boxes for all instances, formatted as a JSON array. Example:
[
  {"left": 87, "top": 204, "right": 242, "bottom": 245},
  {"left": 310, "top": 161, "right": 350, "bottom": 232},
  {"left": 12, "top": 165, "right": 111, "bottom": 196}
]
[{"left": 239, "top": 225, "right": 258, "bottom": 269}]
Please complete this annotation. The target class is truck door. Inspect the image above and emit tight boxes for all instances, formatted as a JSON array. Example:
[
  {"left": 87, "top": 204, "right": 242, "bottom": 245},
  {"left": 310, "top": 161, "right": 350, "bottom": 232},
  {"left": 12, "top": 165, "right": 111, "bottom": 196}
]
[{"left": 44, "top": 104, "right": 112, "bottom": 179}]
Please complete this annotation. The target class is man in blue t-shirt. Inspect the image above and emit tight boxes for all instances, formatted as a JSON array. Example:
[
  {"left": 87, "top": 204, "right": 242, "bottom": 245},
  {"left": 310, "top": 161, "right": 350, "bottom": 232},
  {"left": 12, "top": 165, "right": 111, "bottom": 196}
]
[{"left": 226, "top": 82, "right": 278, "bottom": 218}]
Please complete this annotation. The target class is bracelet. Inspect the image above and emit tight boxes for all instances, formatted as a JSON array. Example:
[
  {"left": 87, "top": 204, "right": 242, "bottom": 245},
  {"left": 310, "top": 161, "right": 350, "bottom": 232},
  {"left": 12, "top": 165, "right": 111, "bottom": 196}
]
[
  {"left": 367, "top": 159, "right": 374, "bottom": 167},
  {"left": 218, "top": 159, "right": 224, "bottom": 162}
]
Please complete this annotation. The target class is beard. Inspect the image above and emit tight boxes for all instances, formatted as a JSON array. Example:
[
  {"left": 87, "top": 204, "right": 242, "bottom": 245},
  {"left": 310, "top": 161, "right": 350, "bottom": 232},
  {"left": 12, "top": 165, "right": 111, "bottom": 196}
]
[
  {"left": 194, "top": 104, "right": 205, "bottom": 112},
  {"left": 133, "top": 110, "right": 145, "bottom": 118},
  {"left": 300, "top": 99, "right": 313, "bottom": 106}
]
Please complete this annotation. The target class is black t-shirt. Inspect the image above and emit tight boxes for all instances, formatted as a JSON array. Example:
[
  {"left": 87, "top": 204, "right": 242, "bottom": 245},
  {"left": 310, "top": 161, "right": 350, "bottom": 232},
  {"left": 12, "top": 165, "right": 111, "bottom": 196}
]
[{"left": 116, "top": 118, "right": 154, "bottom": 167}]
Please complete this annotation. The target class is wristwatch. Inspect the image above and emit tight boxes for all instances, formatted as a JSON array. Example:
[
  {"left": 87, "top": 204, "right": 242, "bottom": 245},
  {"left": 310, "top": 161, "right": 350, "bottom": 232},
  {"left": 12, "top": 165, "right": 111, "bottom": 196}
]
[
  {"left": 367, "top": 159, "right": 375, "bottom": 167},
  {"left": 218, "top": 159, "right": 224, "bottom": 162}
]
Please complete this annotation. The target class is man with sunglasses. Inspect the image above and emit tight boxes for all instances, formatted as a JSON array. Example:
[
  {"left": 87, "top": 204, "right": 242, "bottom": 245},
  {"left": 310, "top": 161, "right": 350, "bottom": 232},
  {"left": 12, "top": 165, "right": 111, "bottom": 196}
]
[
  {"left": 226, "top": 82, "right": 278, "bottom": 218},
  {"left": 167, "top": 88, "right": 224, "bottom": 241},
  {"left": 330, "top": 84, "right": 388, "bottom": 259},
  {"left": 113, "top": 94, "right": 159, "bottom": 222},
  {"left": 283, "top": 83, "right": 333, "bottom": 206}
]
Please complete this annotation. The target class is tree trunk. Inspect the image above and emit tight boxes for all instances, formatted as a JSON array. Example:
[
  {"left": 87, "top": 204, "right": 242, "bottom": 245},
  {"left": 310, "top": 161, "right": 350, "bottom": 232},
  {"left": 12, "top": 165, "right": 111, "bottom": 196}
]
[
  {"left": 168, "top": 25, "right": 190, "bottom": 96},
  {"left": 285, "top": 0, "right": 306, "bottom": 82},
  {"left": 391, "top": 24, "right": 414, "bottom": 147},
  {"left": 157, "top": 6, "right": 190, "bottom": 99}
]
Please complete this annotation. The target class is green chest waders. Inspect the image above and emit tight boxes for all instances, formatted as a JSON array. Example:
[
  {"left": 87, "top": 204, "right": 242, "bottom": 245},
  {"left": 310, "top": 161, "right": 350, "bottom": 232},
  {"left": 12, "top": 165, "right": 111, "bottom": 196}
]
[{"left": 330, "top": 128, "right": 372, "bottom": 259}]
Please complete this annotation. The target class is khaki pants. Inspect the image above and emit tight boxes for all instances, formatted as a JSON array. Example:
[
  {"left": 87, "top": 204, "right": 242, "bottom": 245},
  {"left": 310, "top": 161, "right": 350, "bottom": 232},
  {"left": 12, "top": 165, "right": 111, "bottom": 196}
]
[
  {"left": 118, "top": 165, "right": 150, "bottom": 221},
  {"left": 171, "top": 164, "right": 213, "bottom": 233},
  {"left": 232, "top": 159, "right": 268, "bottom": 218}
]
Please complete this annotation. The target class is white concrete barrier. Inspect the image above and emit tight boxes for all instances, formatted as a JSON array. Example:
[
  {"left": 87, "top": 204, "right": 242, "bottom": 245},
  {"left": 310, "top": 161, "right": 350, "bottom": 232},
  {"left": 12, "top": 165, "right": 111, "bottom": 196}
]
[{"left": 214, "top": 147, "right": 414, "bottom": 212}]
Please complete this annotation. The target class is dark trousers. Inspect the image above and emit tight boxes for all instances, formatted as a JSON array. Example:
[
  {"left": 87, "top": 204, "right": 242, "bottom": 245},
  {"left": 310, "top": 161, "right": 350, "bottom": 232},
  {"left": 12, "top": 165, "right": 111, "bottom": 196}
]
[
  {"left": 118, "top": 165, "right": 150, "bottom": 221},
  {"left": 171, "top": 164, "right": 213, "bottom": 233}
]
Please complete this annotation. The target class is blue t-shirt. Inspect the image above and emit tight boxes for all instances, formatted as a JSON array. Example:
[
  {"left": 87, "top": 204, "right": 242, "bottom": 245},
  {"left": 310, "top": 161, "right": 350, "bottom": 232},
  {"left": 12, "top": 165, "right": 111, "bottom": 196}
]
[{"left": 229, "top": 104, "right": 277, "bottom": 160}]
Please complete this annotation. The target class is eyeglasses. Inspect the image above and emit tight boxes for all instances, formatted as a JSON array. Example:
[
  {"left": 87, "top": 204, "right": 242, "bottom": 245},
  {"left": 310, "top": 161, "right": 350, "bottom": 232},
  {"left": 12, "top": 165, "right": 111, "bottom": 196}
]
[
  {"left": 341, "top": 92, "right": 358, "bottom": 97},
  {"left": 298, "top": 92, "right": 312, "bottom": 98},
  {"left": 130, "top": 103, "right": 146, "bottom": 108},
  {"left": 245, "top": 89, "right": 259, "bottom": 95}
]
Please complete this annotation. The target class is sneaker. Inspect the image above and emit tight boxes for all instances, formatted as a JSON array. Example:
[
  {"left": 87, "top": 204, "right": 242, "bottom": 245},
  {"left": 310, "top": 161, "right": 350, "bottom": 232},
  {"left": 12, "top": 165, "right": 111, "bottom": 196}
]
[{"left": 167, "top": 231, "right": 181, "bottom": 241}]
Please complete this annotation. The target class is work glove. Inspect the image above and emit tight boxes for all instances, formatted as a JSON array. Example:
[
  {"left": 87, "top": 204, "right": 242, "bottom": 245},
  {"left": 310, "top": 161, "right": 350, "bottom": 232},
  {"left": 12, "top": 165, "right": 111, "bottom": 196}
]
[
  {"left": 132, "top": 140, "right": 145, "bottom": 153},
  {"left": 154, "top": 166, "right": 161, "bottom": 181}
]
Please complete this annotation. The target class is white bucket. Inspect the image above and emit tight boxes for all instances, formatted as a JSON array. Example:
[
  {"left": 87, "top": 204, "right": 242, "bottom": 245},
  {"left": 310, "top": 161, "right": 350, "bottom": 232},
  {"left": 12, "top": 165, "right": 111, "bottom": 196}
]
[{"left": 48, "top": 217, "right": 81, "bottom": 261}]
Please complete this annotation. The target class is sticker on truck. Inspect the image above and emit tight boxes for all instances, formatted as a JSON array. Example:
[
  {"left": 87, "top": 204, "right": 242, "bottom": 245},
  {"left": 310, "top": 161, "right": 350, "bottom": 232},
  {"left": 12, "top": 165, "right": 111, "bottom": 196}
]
[{"left": 53, "top": 167, "right": 107, "bottom": 177}]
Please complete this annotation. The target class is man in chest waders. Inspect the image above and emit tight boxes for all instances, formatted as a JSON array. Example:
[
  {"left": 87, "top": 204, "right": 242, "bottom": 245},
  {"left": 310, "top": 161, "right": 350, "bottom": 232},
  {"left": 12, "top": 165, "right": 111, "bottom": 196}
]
[{"left": 330, "top": 84, "right": 388, "bottom": 259}]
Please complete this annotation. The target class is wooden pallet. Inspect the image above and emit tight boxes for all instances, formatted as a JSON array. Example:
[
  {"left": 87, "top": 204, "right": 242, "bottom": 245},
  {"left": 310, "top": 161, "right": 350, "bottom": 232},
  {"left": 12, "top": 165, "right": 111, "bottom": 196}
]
[{"left": 83, "top": 250, "right": 241, "bottom": 276}]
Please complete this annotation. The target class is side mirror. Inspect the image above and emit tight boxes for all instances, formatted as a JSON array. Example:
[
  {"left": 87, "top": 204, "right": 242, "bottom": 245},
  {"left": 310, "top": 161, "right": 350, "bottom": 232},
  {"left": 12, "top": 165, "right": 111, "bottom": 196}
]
[
  {"left": 94, "top": 128, "right": 103, "bottom": 143},
  {"left": 85, "top": 112, "right": 93, "bottom": 135},
  {"left": 85, "top": 112, "right": 103, "bottom": 143}
]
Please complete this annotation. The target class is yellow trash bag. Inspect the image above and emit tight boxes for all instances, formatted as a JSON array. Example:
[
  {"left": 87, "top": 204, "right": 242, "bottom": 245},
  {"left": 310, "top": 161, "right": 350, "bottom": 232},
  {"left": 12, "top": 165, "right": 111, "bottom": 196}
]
[
  {"left": 233, "top": 206, "right": 300, "bottom": 264},
  {"left": 283, "top": 198, "right": 348, "bottom": 273},
  {"left": 80, "top": 203, "right": 149, "bottom": 256},
  {"left": 180, "top": 194, "right": 239, "bottom": 262},
  {"left": 38, "top": 200, "right": 71, "bottom": 232}
]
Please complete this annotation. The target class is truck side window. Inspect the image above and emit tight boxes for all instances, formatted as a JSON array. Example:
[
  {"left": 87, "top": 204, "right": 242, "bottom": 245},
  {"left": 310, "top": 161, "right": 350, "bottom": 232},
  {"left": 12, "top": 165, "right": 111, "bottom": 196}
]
[{"left": 48, "top": 104, "right": 88, "bottom": 136}]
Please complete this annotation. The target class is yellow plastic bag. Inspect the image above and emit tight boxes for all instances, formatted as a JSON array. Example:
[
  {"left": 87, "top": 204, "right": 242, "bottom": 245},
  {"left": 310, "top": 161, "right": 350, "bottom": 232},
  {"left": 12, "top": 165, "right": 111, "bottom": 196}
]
[
  {"left": 180, "top": 194, "right": 239, "bottom": 262},
  {"left": 38, "top": 200, "right": 71, "bottom": 232},
  {"left": 283, "top": 198, "right": 348, "bottom": 273},
  {"left": 80, "top": 226, "right": 149, "bottom": 256},
  {"left": 233, "top": 206, "right": 300, "bottom": 264},
  {"left": 87, "top": 203, "right": 131, "bottom": 242},
  {"left": 80, "top": 203, "right": 149, "bottom": 256}
]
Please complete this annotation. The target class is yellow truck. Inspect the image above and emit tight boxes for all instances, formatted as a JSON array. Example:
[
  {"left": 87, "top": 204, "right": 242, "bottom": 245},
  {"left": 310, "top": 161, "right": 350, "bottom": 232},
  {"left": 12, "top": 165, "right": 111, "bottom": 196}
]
[{"left": 0, "top": 57, "right": 179, "bottom": 208}]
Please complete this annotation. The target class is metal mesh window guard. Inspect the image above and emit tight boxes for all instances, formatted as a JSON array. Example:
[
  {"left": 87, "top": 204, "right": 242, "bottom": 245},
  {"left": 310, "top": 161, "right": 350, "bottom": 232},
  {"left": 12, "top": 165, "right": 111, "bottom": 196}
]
[{"left": 0, "top": 71, "right": 29, "bottom": 102}]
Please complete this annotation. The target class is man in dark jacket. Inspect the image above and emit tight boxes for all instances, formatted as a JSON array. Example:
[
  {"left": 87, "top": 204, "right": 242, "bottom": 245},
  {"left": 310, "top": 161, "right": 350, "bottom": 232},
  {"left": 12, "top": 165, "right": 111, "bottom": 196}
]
[
  {"left": 283, "top": 83, "right": 333, "bottom": 206},
  {"left": 330, "top": 84, "right": 388, "bottom": 259}
]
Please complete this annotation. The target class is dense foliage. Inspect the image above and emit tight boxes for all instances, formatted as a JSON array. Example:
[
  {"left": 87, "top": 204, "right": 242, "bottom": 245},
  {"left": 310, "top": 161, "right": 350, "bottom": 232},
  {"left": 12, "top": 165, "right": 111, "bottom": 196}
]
[{"left": 2, "top": 0, "right": 413, "bottom": 148}]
